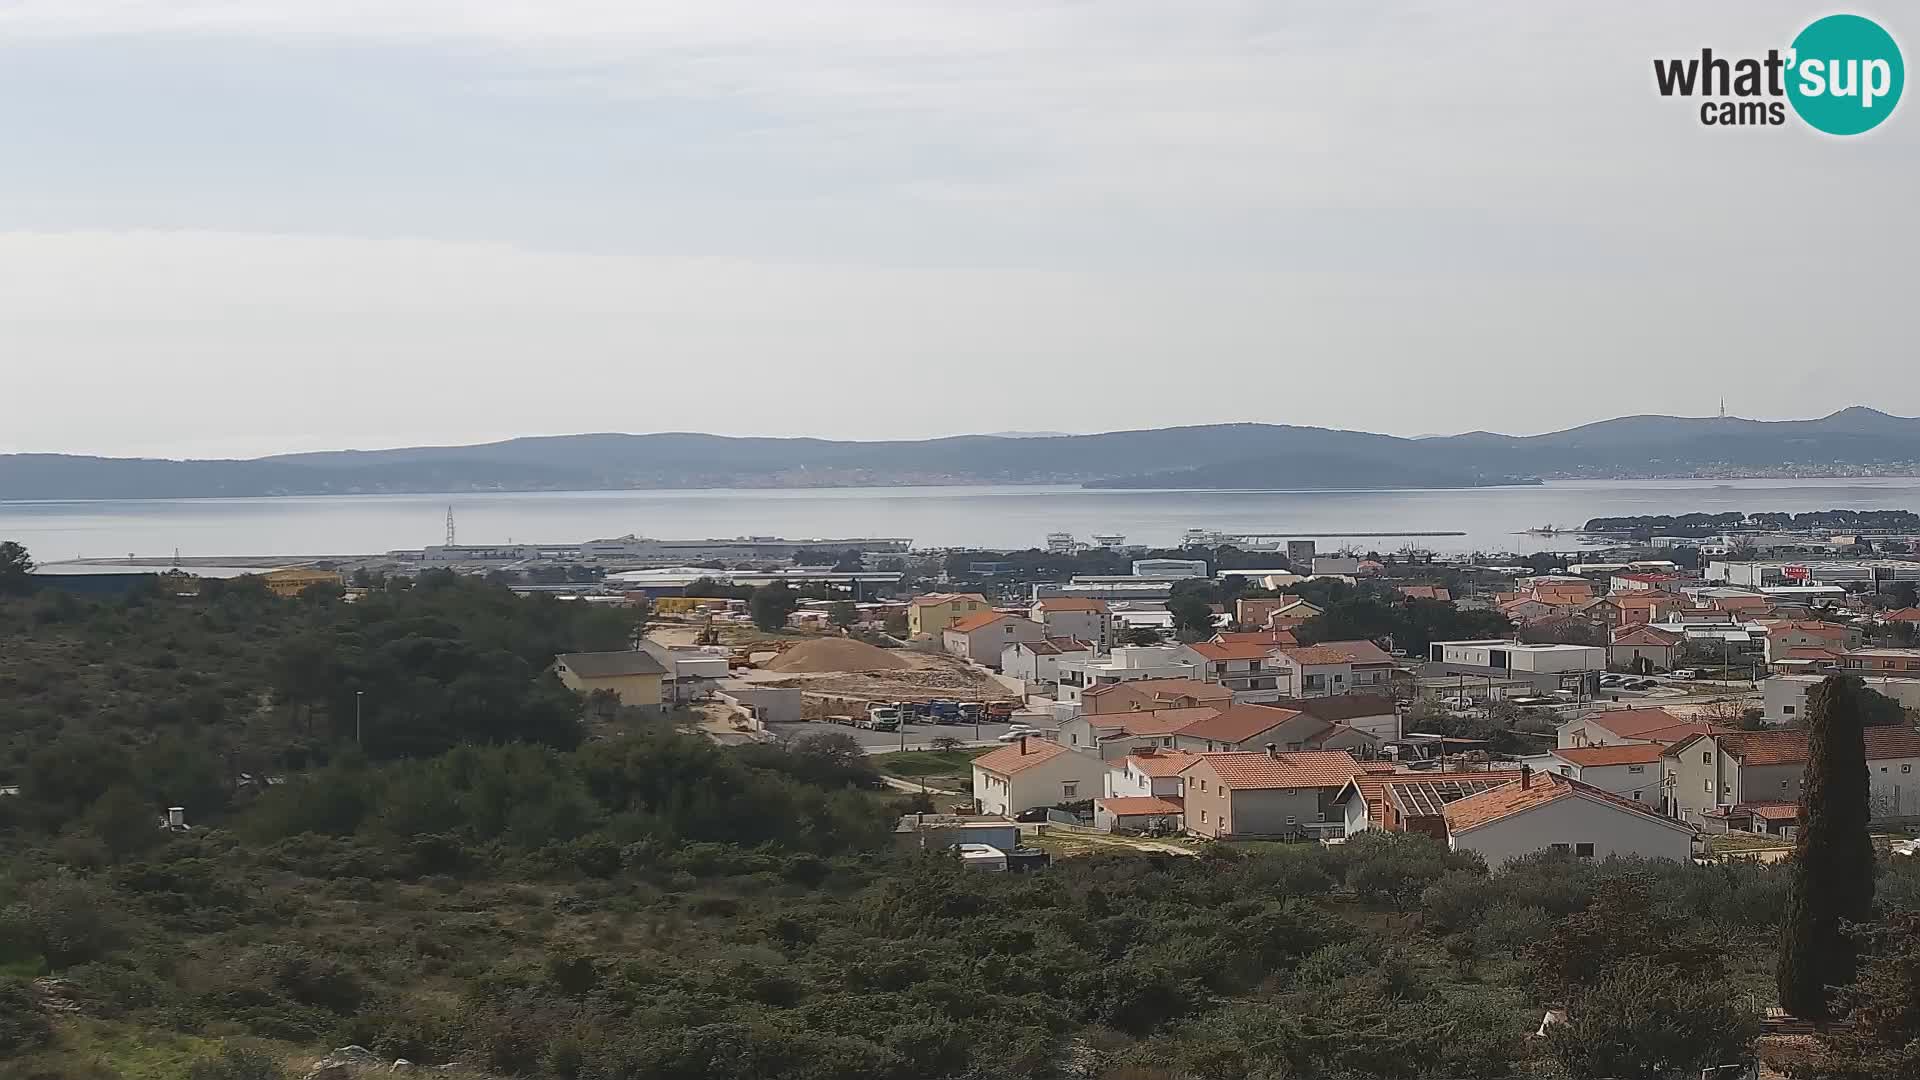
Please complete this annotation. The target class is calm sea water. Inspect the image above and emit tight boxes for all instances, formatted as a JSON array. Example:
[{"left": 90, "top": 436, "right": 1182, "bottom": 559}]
[{"left": 6, "top": 478, "right": 1920, "bottom": 561}]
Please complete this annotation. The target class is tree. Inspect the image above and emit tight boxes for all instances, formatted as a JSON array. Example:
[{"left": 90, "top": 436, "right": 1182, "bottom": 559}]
[
  {"left": 749, "top": 583, "right": 799, "bottom": 632},
  {"left": 0, "top": 541, "right": 32, "bottom": 596},
  {"left": 1118, "top": 625, "right": 1165, "bottom": 646},
  {"left": 1779, "top": 675, "right": 1878, "bottom": 1019},
  {"left": 828, "top": 601, "right": 859, "bottom": 629},
  {"left": 1891, "top": 580, "right": 1920, "bottom": 609},
  {"left": 1811, "top": 913, "right": 1920, "bottom": 1079},
  {"left": 1545, "top": 958, "right": 1760, "bottom": 1080}
]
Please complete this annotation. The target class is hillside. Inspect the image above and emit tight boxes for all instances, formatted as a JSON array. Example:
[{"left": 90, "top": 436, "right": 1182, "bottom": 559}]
[{"left": 5, "top": 408, "right": 1920, "bottom": 499}]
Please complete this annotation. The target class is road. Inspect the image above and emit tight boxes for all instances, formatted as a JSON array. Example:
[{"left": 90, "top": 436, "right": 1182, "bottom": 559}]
[{"left": 766, "top": 718, "right": 1030, "bottom": 753}]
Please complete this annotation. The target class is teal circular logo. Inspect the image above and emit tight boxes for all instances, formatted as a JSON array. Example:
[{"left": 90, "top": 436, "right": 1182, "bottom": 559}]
[{"left": 1787, "top": 14, "right": 1904, "bottom": 135}]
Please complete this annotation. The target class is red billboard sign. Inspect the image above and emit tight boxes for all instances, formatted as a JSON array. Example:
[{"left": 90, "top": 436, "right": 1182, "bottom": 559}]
[{"left": 1782, "top": 564, "right": 1811, "bottom": 581}]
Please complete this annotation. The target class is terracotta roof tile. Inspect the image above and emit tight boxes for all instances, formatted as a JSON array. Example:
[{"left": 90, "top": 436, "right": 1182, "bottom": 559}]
[
  {"left": 1743, "top": 802, "right": 1801, "bottom": 822},
  {"left": 1283, "top": 645, "right": 1358, "bottom": 666},
  {"left": 1177, "top": 704, "right": 1306, "bottom": 744},
  {"left": 1580, "top": 708, "right": 1687, "bottom": 740},
  {"left": 1611, "top": 626, "right": 1684, "bottom": 646},
  {"left": 1082, "top": 678, "right": 1230, "bottom": 704},
  {"left": 1087, "top": 707, "right": 1220, "bottom": 737},
  {"left": 1552, "top": 743, "right": 1667, "bottom": 767},
  {"left": 1186, "top": 640, "right": 1283, "bottom": 661},
  {"left": 1123, "top": 749, "right": 1201, "bottom": 777},
  {"left": 912, "top": 592, "right": 987, "bottom": 607},
  {"left": 1267, "top": 694, "right": 1397, "bottom": 723},
  {"left": 1443, "top": 772, "right": 1693, "bottom": 834},
  {"left": 971, "top": 738, "right": 1073, "bottom": 776},
  {"left": 1184, "top": 749, "right": 1359, "bottom": 790},
  {"left": 946, "top": 611, "right": 1009, "bottom": 634}
]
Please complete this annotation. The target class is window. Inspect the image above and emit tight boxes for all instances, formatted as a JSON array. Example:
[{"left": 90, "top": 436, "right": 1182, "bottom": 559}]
[
  {"left": 1551, "top": 843, "right": 1571, "bottom": 853},
  {"left": 1576, "top": 843, "right": 1595, "bottom": 859},
  {"left": 1559, "top": 765, "right": 1573, "bottom": 776},
  {"left": 1063, "top": 783, "right": 1077, "bottom": 799},
  {"left": 1702, "top": 752, "right": 1712, "bottom": 764},
  {"left": 1628, "top": 765, "right": 1645, "bottom": 774},
  {"left": 1905, "top": 764, "right": 1913, "bottom": 774},
  {"left": 1704, "top": 779, "right": 1713, "bottom": 792},
  {"left": 1200, "top": 809, "right": 1208, "bottom": 823},
  {"left": 1783, "top": 706, "right": 1796, "bottom": 715}
]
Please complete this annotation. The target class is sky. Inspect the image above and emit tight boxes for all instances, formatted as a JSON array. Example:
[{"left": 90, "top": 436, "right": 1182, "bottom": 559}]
[{"left": 3, "top": 1, "right": 1916, "bottom": 458}]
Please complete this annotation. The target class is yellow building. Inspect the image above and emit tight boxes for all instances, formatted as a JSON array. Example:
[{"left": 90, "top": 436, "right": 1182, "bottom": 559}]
[
  {"left": 554, "top": 650, "right": 667, "bottom": 711},
  {"left": 258, "top": 567, "right": 345, "bottom": 597},
  {"left": 908, "top": 592, "right": 992, "bottom": 638}
]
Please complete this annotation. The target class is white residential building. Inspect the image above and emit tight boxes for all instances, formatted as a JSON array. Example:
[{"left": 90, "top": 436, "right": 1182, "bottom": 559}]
[
  {"left": 1442, "top": 770, "right": 1696, "bottom": 865},
  {"left": 1518, "top": 744, "right": 1667, "bottom": 804},
  {"left": 1030, "top": 597, "right": 1114, "bottom": 651},
  {"left": 1002, "top": 638, "right": 1094, "bottom": 688},
  {"left": 971, "top": 737, "right": 1109, "bottom": 816},
  {"left": 1429, "top": 640, "right": 1606, "bottom": 674},
  {"left": 1056, "top": 647, "right": 1199, "bottom": 704}
]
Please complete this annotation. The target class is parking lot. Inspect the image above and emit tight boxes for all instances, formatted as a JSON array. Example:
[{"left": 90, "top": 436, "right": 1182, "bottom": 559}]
[{"left": 766, "top": 717, "right": 1036, "bottom": 753}]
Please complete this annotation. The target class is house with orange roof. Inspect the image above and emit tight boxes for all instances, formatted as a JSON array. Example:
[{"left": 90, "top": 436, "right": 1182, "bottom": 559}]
[
  {"left": 1330, "top": 769, "right": 1523, "bottom": 837},
  {"left": 1056, "top": 706, "right": 1222, "bottom": 760},
  {"left": 1608, "top": 624, "right": 1685, "bottom": 672},
  {"left": 1614, "top": 591, "right": 1681, "bottom": 627},
  {"left": 1178, "top": 748, "right": 1360, "bottom": 839},
  {"left": 1520, "top": 743, "right": 1667, "bottom": 804},
  {"left": 1212, "top": 628, "right": 1301, "bottom": 648},
  {"left": 1002, "top": 637, "right": 1094, "bottom": 688},
  {"left": 1029, "top": 597, "right": 1113, "bottom": 651},
  {"left": 1555, "top": 707, "right": 1710, "bottom": 749},
  {"left": 1663, "top": 726, "right": 1920, "bottom": 826},
  {"left": 1763, "top": 620, "right": 1858, "bottom": 663},
  {"left": 1883, "top": 607, "right": 1920, "bottom": 624},
  {"left": 908, "top": 592, "right": 991, "bottom": 638},
  {"left": 1768, "top": 646, "right": 1845, "bottom": 677},
  {"left": 941, "top": 610, "right": 1046, "bottom": 668},
  {"left": 1078, "top": 675, "right": 1228, "bottom": 715},
  {"left": 1397, "top": 585, "right": 1453, "bottom": 603},
  {"left": 1105, "top": 747, "right": 1199, "bottom": 799},
  {"left": 1267, "top": 692, "right": 1401, "bottom": 742},
  {"left": 1092, "top": 795, "right": 1186, "bottom": 834},
  {"left": 1272, "top": 640, "right": 1398, "bottom": 697},
  {"left": 1177, "top": 639, "right": 1292, "bottom": 701},
  {"left": 1440, "top": 767, "right": 1696, "bottom": 864},
  {"left": 970, "top": 736, "right": 1107, "bottom": 817}
]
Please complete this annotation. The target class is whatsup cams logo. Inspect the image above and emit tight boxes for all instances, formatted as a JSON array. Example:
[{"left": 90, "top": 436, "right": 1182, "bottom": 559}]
[{"left": 1654, "top": 13, "right": 1903, "bottom": 133}]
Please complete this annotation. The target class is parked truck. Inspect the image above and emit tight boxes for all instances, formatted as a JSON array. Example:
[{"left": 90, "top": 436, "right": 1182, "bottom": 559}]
[{"left": 859, "top": 705, "right": 901, "bottom": 732}]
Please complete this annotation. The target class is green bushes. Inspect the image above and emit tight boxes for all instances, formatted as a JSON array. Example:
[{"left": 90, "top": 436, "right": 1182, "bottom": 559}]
[{"left": 0, "top": 977, "right": 51, "bottom": 1057}]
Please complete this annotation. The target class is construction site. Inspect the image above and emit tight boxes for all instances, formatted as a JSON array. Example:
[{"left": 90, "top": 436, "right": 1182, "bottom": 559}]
[{"left": 652, "top": 620, "right": 1020, "bottom": 721}]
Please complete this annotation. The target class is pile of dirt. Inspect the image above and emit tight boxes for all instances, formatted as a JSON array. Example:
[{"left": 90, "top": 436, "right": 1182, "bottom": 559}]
[{"left": 764, "top": 637, "right": 910, "bottom": 674}]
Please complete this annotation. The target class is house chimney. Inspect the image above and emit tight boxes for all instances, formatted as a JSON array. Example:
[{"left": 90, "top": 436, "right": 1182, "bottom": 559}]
[
  {"left": 1019, "top": 735, "right": 1028, "bottom": 755},
  {"left": 1520, "top": 764, "right": 1532, "bottom": 790},
  {"left": 167, "top": 806, "right": 185, "bottom": 828},
  {"left": 1265, "top": 742, "right": 1279, "bottom": 760}
]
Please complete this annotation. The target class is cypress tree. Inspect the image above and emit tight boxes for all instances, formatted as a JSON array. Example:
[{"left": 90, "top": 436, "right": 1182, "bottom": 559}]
[{"left": 1777, "top": 675, "right": 1877, "bottom": 1018}]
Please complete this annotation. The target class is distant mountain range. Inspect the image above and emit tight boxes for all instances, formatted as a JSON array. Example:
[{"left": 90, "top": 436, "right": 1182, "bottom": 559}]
[{"left": 5, "top": 408, "right": 1920, "bottom": 500}]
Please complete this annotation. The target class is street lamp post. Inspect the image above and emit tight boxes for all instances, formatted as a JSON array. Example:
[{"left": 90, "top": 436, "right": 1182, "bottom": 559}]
[{"left": 355, "top": 691, "right": 364, "bottom": 746}]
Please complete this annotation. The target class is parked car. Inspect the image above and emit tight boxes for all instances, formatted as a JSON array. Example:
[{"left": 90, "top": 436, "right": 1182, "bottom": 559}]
[
  {"left": 995, "top": 729, "right": 1038, "bottom": 743},
  {"left": 1438, "top": 696, "right": 1475, "bottom": 710},
  {"left": 1599, "top": 674, "right": 1626, "bottom": 687},
  {"left": 1669, "top": 669, "right": 1698, "bottom": 680},
  {"left": 1013, "top": 806, "right": 1052, "bottom": 823}
]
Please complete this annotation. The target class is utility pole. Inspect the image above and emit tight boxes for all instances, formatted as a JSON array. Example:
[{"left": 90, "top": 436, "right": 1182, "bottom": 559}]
[{"left": 355, "top": 691, "right": 364, "bottom": 746}]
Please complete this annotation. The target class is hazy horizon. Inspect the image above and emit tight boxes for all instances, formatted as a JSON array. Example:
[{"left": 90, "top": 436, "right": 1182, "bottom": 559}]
[{"left": 5, "top": 1, "right": 1916, "bottom": 458}]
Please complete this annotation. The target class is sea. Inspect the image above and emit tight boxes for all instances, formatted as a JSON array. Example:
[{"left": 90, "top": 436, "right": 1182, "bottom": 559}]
[{"left": 6, "top": 477, "right": 1920, "bottom": 563}]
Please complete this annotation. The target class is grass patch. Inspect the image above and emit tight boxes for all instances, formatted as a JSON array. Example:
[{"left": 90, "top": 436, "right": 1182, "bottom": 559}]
[
  {"left": 871, "top": 747, "right": 986, "bottom": 779},
  {"left": 39, "top": 1019, "right": 228, "bottom": 1080}
]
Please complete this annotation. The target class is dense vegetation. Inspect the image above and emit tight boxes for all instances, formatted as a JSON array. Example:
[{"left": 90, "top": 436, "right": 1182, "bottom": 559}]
[{"left": 4, "top": 550, "right": 1919, "bottom": 1080}]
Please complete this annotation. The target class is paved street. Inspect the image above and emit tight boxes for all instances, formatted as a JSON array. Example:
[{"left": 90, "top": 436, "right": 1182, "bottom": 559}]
[{"left": 766, "top": 717, "right": 1029, "bottom": 753}]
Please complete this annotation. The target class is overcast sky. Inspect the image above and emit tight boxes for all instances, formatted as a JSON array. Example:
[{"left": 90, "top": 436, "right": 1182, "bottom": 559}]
[{"left": 3, "top": 1, "right": 1915, "bottom": 458}]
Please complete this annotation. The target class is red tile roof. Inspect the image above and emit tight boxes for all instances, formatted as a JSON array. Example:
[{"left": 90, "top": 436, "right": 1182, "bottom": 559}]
[
  {"left": 1087, "top": 707, "right": 1220, "bottom": 737},
  {"left": 1214, "top": 630, "right": 1299, "bottom": 645},
  {"left": 1884, "top": 607, "right": 1920, "bottom": 622},
  {"left": 971, "top": 737, "right": 1073, "bottom": 776},
  {"left": 1443, "top": 772, "right": 1693, "bottom": 835},
  {"left": 1552, "top": 743, "right": 1667, "bottom": 767},
  {"left": 1267, "top": 693, "right": 1397, "bottom": 723},
  {"left": 1185, "top": 640, "right": 1282, "bottom": 661},
  {"left": 912, "top": 592, "right": 987, "bottom": 607},
  {"left": 946, "top": 611, "right": 1009, "bottom": 634},
  {"left": 1283, "top": 645, "right": 1359, "bottom": 666},
  {"left": 1340, "top": 770, "right": 1524, "bottom": 829},
  {"left": 1081, "top": 678, "right": 1230, "bottom": 705},
  {"left": 1183, "top": 749, "right": 1360, "bottom": 790},
  {"left": 1580, "top": 708, "right": 1689, "bottom": 740},
  {"left": 1095, "top": 795, "right": 1185, "bottom": 816},
  {"left": 1123, "top": 749, "right": 1201, "bottom": 777},
  {"left": 1743, "top": 802, "right": 1801, "bottom": 822},
  {"left": 1397, "top": 585, "right": 1452, "bottom": 602},
  {"left": 1176, "top": 704, "right": 1306, "bottom": 744},
  {"left": 1020, "top": 637, "right": 1093, "bottom": 656},
  {"left": 1695, "top": 727, "right": 1920, "bottom": 768}
]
